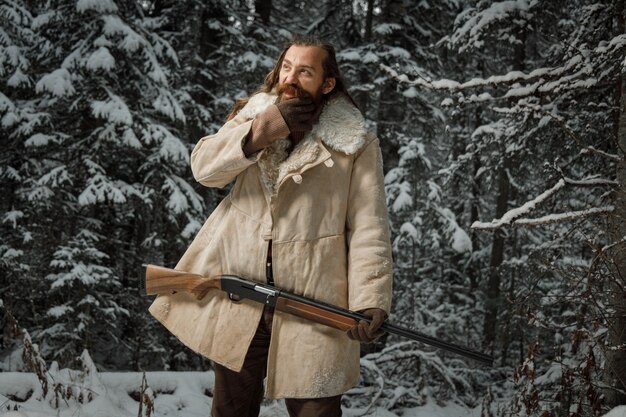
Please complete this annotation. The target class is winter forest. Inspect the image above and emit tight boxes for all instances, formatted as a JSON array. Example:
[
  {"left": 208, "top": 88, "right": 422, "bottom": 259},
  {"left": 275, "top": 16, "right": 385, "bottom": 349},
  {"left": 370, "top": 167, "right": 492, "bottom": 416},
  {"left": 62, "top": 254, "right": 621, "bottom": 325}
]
[{"left": 1, "top": 0, "right": 625, "bottom": 416}]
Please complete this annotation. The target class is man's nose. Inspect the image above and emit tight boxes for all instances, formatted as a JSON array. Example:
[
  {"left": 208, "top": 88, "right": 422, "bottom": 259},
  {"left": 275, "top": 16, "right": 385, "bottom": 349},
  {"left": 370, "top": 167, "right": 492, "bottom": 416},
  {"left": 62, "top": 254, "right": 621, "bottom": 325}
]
[{"left": 283, "top": 69, "right": 298, "bottom": 85}]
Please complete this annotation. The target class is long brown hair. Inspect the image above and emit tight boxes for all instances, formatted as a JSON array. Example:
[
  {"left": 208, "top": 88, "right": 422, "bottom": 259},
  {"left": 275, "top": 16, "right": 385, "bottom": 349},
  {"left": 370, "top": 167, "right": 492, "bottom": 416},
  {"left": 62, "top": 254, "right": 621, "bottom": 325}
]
[{"left": 227, "top": 36, "right": 357, "bottom": 120}]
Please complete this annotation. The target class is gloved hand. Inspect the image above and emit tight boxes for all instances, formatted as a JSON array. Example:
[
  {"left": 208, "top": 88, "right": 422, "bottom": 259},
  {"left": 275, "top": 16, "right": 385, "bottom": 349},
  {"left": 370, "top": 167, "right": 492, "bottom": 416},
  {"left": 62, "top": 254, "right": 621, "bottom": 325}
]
[
  {"left": 275, "top": 97, "right": 316, "bottom": 134},
  {"left": 346, "top": 308, "right": 387, "bottom": 344}
]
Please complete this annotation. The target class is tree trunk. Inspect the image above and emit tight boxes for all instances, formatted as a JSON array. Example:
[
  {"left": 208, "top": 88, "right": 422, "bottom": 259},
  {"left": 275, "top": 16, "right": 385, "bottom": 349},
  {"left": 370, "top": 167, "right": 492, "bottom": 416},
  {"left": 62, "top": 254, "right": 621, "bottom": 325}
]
[
  {"left": 469, "top": 105, "right": 483, "bottom": 292},
  {"left": 603, "top": 30, "right": 626, "bottom": 409},
  {"left": 364, "top": 0, "right": 374, "bottom": 42},
  {"left": 255, "top": 0, "right": 272, "bottom": 25},
  {"left": 468, "top": 154, "right": 481, "bottom": 291},
  {"left": 482, "top": 26, "right": 526, "bottom": 354},
  {"left": 374, "top": 0, "right": 408, "bottom": 170},
  {"left": 482, "top": 158, "right": 510, "bottom": 352}
]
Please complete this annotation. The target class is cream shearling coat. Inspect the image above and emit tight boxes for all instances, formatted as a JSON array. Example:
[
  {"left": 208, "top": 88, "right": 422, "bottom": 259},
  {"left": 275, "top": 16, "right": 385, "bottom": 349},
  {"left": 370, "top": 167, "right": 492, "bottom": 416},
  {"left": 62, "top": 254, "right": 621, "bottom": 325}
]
[{"left": 149, "top": 92, "right": 393, "bottom": 399}]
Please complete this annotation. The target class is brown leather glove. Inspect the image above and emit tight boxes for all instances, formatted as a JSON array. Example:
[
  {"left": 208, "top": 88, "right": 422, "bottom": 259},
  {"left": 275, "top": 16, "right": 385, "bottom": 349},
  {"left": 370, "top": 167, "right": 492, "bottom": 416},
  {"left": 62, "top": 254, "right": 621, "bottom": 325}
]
[
  {"left": 275, "top": 97, "right": 316, "bottom": 134},
  {"left": 346, "top": 308, "right": 387, "bottom": 344}
]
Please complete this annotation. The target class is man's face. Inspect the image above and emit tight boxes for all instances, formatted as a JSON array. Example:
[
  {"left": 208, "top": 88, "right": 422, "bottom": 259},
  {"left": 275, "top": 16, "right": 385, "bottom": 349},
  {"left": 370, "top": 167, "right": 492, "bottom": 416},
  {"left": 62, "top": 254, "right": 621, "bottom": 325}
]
[{"left": 277, "top": 45, "right": 335, "bottom": 105}]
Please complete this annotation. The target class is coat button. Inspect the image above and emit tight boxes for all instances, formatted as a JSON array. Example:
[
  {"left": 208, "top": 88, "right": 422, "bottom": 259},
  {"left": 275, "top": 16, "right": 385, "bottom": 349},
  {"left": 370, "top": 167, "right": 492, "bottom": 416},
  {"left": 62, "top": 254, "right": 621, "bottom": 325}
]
[
  {"left": 324, "top": 159, "right": 334, "bottom": 167},
  {"left": 292, "top": 174, "right": 302, "bottom": 184},
  {"left": 262, "top": 224, "right": 272, "bottom": 240}
]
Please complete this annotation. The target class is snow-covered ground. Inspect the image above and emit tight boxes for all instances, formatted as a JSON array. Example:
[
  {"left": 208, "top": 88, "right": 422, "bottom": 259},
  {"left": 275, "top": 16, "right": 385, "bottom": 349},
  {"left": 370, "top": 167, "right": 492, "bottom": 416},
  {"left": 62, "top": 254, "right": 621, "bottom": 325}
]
[
  {"left": 0, "top": 369, "right": 482, "bottom": 417},
  {"left": 0, "top": 353, "right": 482, "bottom": 417},
  {"left": 3, "top": 369, "right": 626, "bottom": 417},
  {"left": 2, "top": 350, "right": 625, "bottom": 417}
]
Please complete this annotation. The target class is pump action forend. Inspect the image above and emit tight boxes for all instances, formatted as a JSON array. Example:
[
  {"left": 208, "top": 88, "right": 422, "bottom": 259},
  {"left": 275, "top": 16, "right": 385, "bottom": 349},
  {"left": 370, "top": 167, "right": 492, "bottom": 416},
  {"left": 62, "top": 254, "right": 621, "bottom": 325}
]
[{"left": 142, "top": 264, "right": 494, "bottom": 366}]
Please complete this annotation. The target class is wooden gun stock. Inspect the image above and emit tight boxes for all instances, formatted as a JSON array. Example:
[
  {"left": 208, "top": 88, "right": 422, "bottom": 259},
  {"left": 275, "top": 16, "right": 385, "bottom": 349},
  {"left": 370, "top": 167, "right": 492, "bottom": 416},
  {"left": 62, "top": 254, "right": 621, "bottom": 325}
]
[
  {"left": 141, "top": 264, "right": 222, "bottom": 300},
  {"left": 143, "top": 264, "right": 494, "bottom": 366}
]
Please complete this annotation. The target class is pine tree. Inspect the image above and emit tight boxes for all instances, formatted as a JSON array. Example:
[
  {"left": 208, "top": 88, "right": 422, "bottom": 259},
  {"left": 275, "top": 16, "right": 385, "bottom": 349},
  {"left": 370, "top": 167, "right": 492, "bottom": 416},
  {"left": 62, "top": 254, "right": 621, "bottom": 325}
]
[{"left": 1, "top": 0, "right": 204, "bottom": 369}]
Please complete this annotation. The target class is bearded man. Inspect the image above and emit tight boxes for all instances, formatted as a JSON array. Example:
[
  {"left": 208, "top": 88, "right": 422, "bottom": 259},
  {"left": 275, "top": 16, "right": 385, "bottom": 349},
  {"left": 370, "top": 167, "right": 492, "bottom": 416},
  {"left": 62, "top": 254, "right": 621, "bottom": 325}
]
[{"left": 149, "top": 37, "right": 393, "bottom": 417}]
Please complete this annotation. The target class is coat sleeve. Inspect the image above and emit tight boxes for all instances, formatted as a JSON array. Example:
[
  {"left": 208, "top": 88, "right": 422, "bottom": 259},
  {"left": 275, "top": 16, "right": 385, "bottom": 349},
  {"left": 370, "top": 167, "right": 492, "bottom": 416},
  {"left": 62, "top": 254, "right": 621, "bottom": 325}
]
[
  {"left": 346, "top": 135, "right": 393, "bottom": 314},
  {"left": 190, "top": 117, "right": 262, "bottom": 188}
]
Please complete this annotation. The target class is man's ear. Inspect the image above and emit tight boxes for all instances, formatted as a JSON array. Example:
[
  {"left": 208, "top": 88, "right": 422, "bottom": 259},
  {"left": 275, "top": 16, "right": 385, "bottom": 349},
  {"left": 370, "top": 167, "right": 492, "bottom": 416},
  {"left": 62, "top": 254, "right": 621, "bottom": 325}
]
[{"left": 322, "top": 77, "right": 336, "bottom": 94}]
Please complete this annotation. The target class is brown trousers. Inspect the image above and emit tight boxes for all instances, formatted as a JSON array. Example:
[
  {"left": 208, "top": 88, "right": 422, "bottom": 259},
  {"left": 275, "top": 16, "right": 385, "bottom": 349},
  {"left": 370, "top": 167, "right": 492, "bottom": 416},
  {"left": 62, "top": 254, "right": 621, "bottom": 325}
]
[{"left": 211, "top": 306, "right": 343, "bottom": 417}]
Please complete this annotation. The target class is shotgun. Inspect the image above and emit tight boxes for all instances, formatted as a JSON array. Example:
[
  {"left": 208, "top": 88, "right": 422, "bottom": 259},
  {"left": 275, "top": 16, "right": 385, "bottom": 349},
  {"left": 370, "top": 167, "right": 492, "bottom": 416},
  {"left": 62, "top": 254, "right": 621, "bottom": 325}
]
[{"left": 142, "top": 264, "right": 493, "bottom": 366}]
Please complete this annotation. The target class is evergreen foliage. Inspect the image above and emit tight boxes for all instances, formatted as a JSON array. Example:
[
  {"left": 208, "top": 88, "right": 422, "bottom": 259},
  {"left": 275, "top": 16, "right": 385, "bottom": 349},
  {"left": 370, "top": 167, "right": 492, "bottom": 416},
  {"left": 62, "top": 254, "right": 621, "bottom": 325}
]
[{"left": 1, "top": 0, "right": 625, "bottom": 415}]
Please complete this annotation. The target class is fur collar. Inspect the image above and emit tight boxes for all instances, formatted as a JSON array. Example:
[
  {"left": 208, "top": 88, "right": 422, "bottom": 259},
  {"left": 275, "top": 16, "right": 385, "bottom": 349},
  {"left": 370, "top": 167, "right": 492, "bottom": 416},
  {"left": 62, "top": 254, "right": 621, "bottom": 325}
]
[
  {"left": 236, "top": 92, "right": 368, "bottom": 155},
  {"left": 237, "top": 92, "right": 368, "bottom": 196}
]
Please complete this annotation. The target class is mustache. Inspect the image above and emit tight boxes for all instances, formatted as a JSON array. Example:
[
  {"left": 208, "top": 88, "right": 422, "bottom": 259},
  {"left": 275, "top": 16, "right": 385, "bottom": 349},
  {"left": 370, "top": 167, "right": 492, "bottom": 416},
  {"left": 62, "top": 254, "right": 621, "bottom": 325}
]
[{"left": 277, "top": 83, "right": 312, "bottom": 99}]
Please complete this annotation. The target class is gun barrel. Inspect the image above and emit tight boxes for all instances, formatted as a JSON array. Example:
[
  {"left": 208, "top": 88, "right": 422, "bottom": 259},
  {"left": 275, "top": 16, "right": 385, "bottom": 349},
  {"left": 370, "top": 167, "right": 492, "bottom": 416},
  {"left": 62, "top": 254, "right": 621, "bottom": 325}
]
[{"left": 382, "top": 322, "right": 493, "bottom": 365}]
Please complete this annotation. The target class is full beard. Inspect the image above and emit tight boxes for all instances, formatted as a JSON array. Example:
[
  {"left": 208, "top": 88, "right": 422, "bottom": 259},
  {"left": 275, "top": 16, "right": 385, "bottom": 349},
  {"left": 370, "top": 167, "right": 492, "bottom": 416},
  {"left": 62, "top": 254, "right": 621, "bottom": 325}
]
[
  {"left": 276, "top": 83, "right": 324, "bottom": 107},
  {"left": 275, "top": 83, "right": 326, "bottom": 147}
]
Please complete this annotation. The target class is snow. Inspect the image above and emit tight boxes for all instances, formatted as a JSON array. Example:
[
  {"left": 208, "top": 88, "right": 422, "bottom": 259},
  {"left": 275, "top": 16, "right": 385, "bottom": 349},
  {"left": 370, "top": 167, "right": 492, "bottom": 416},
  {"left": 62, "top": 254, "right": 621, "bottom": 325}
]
[
  {"left": 46, "top": 305, "right": 74, "bottom": 318},
  {"left": 76, "top": 0, "right": 118, "bottom": 14},
  {"left": 2, "top": 44, "right": 21, "bottom": 69},
  {"left": 162, "top": 174, "right": 203, "bottom": 215},
  {"left": 471, "top": 171, "right": 616, "bottom": 230},
  {"left": 25, "top": 186, "right": 54, "bottom": 202},
  {"left": 7, "top": 68, "right": 30, "bottom": 88},
  {"left": 37, "top": 165, "right": 71, "bottom": 188},
  {"left": 362, "top": 52, "right": 379, "bottom": 64},
  {"left": 93, "top": 35, "right": 113, "bottom": 48},
  {"left": 472, "top": 179, "right": 565, "bottom": 229},
  {"left": 35, "top": 68, "right": 75, "bottom": 97},
  {"left": 159, "top": 133, "right": 188, "bottom": 163},
  {"left": 380, "top": 50, "right": 586, "bottom": 96},
  {"left": 91, "top": 94, "right": 133, "bottom": 125},
  {"left": 122, "top": 128, "right": 142, "bottom": 149},
  {"left": 2, "top": 248, "right": 22, "bottom": 260},
  {"left": 237, "top": 51, "right": 274, "bottom": 70},
  {"left": 513, "top": 206, "right": 615, "bottom": 227},
  {"left": 391, "top": 182, "right": 413, "bottom": 213},
  {"left": 338, "top": 50, "right": 361, "bottom": 61},
  {"left": 402, "top": 86, "right": 418, "bottom": 98},
  {"left": 581, "top": 146, "right": 621, "bottom": 162},
  {"left": 86, "top": 47, "right": 115, "bottom": 71},
  {"left": 0, "top": 92, "right": 15, "bottom": 112},
  {"left": 0, "top": 367, "right": 489, "bottom": 417},
  {"left": 77, "top": 172, "right": 133, "bottom": 206},
  {"left": 404, "top": 401, "right": 479, "bottom": 417},
  {"left": 374, "top": 23, "right": 403, "bottom": 35},
  {"left": 24, "top": 133, "right": 56, "bottom": 147},
  {"left": 31, "top": 11, "right": 55, "bottom": 30},
  {"left": 153, "top": 90, "right": 186, "bottom": 122},
  {"left": 400, "top": 222, "right": 419, "bottom": 240},
  {"left": 451, "top": 227, "right": 472, "bottom": 254},
  {"left": 448, "top": 0, "right": 536, "bottom": 52},
  {"left": 102, "top": 15, "right": 147, "bottom": 53},
  {"left": 2, "top": 210, "right": 23, "bottom": 228},
  {"left": 387, "top": 47, "right": 411, "bottom": 59},
  {"left": 47, "top": 263, "right": 101, "bottom": 288},
  {"left": 603, "top": 407, "right": 626, "bottom": 417},
  {"left": 181, "top": 218, "right": 202, "bottom": 239},
  {"left": 146, "top": 52, "right": 168, "bottom": 84}
]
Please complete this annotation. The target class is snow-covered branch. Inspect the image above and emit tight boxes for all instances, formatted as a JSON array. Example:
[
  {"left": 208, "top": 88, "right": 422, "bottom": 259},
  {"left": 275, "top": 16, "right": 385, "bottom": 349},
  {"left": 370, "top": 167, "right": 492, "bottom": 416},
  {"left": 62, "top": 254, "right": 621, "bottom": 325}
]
[
  {"left": 472, "top": 175, "right": 616, "bottom": 230},
  {"left": 599, "top": 235, "right": 626, "bottom": 254},
  {"left": 474, "top": 206, "right": 614, "bottom": 230},
  {"left": 563, "top": 177, "right": 619, "bottom": 187},
  {"left": 472, "top": 179, "right": 566, "bottom": 230},
  {"left": 380, "top": 32, "right": 625, "bottom": 101},
  {"left": 380, "top": 54, "right": 583, "bottom": 92},
  {"left": 511, "top": 206, "right": 615, "bottom": 227},
  {"left": 580, "top": 146, "right": 622, "bottom": 162}
]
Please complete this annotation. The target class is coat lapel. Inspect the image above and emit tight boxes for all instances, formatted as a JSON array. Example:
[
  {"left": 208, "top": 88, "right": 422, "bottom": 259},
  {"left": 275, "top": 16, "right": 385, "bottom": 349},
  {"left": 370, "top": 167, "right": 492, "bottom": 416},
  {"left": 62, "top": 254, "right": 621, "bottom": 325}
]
[{"left": 238, "top": 91, "right": 368, "bottom": 197}]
